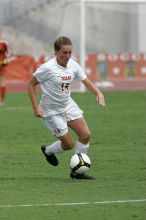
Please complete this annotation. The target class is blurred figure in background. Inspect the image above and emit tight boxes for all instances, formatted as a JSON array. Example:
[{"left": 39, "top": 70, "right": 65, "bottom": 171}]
[{"left": 0, "top": 29, "right": 11, "bottom": 106}]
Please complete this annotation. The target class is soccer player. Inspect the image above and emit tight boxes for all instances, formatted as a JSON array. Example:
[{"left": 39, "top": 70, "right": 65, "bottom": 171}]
[
  {"left": 28, "top": 36, "right": 106, "bottom": 180},
  {"left": 0, "top": 31, "right": 11, "bottom": 107}
]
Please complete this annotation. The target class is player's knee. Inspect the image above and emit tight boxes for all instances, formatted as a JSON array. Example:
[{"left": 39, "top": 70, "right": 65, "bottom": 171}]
[
  {"left": 67, "top": 141, "right": 75, "bottom": 150},
  {"left": 62, "top": 140, "right": 74, "bottom": 150},
  {"left": 80, "top": 131, "right": 91, "bottom": 144}
]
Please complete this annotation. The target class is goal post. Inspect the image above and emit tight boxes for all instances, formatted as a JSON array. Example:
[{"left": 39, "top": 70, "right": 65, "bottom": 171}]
[{"left": 67, "top": 0, "right": 146, "bottom": 92}]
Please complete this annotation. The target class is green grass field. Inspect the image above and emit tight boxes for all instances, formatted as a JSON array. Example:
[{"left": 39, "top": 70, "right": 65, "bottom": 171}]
[{"left": 0, "top": 91, "right": 146, "bottom": 220}]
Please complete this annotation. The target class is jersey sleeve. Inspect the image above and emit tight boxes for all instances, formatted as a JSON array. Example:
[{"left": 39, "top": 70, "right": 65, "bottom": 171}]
[
  {"left": 74, "top": 62, "right": 87, "bottom": 81},
  {"left": 33, "top": 64, "right": 50, "bottom": 83}
]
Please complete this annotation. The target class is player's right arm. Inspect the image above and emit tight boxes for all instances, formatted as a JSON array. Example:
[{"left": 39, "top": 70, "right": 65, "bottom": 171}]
[{"left": 27, "top": 76, "right": 43, "bottom": 118}]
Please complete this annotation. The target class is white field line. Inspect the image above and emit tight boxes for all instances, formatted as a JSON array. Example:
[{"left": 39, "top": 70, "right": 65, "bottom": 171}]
[{"left": 0, "top": 198, "right": 146, "bottom": 208}]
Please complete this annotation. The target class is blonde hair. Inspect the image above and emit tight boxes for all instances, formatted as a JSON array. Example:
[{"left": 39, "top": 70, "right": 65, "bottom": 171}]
[{"left": 54, "top": 36, "right": 72, "bottom": 52}]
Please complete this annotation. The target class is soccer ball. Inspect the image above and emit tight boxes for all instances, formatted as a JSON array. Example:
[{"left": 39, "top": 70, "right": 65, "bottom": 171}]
[{"left": 70, "top": 153, "right": 91, "bottom": 174}]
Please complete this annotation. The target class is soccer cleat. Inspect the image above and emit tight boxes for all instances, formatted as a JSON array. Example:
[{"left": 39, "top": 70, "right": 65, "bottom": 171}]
[
  {"left": 70, "top": 171, "right": 95, "bottom": 180},
  {"left": 41, "top": 145, "right": 59, "bottom": 166}
]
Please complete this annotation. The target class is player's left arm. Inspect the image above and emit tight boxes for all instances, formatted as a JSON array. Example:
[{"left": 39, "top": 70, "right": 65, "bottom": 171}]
[{"left": 82, "top": 77, "right": 106, "bottom": 107}]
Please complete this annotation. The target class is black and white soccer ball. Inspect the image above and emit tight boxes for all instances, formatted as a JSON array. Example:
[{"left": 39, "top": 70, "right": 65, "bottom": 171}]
[{"left": 70, "top": 153, "right": 91, "bottom": 174}]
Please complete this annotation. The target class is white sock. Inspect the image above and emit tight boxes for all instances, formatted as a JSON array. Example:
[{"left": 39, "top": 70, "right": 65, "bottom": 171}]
[
  {"left": 45, "top": 141, "right": 65, "bottom": 155},
  {"left": 75, "top": 140, "right": 89, "bottom": 154}
]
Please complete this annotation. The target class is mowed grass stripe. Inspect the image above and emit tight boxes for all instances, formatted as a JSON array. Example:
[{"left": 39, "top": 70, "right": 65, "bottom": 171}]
[{"left": 0, "top": 92, "right": 146, "bottom": 220}]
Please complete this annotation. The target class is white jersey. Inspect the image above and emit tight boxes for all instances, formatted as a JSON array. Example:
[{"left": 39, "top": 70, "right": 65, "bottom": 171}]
[{"left": 33, "top": 57, "right": 86, "bottom": 117}]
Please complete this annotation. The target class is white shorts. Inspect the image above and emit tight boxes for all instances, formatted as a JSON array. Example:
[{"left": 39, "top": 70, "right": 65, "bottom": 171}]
[{"left": 41, "top": 104, "right": 83, "bottom": 137}]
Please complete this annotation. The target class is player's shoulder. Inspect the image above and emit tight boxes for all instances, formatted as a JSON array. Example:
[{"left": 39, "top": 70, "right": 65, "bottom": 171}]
[
  {"left": 42, "top": 57, "right": 57, "bottom": 69},
  {"left": 38, "top": 57, "right": 56, "bottom": 70},
  {"left": 69, "top": 57, "right": 78, "bottom": 65},
  {"left": 68, "top": 58, "right": 80, "bottom": 68}
]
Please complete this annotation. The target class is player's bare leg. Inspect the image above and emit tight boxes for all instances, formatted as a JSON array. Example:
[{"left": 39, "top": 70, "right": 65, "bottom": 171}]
[
  {"left": 68, "top": 118, "right": 95, "bottom": 180},
  {"left": 58, "top": 132, "right": 74, "bottom": 150},
  {"left": 68, "top": 117, "right": 91, "bottom": 153},
  {"left": 0, "top": 75, "right": 6, "bottom": 106}
]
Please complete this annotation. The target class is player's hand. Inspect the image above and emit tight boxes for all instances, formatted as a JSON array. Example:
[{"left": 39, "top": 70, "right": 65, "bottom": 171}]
[
  {"left": 34, "top": 108, "right": 43, "bottom": 118},
  {"left": 35, "top": 113, "right": 43, "bottom": 118},
  {"left": 96, "top": 92, "right": 106, "bottom": 107}
]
